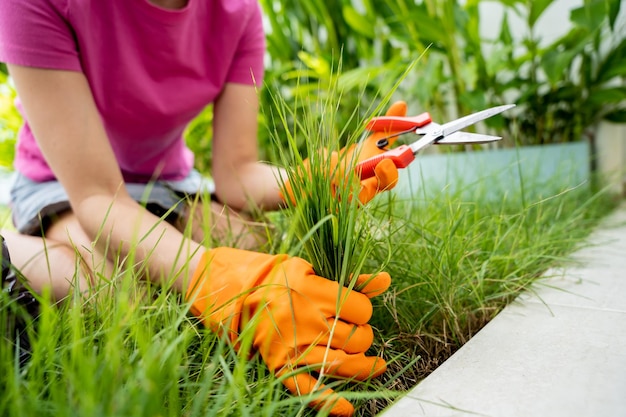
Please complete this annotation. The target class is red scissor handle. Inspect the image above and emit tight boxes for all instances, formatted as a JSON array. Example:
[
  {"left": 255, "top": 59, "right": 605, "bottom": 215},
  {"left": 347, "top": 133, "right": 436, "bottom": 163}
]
[
  {"left": 355, "top": 145, "right": 415, "bottom": 180},
  {"left": 366, "top": 112, "right": 432, "bottom": 131}
]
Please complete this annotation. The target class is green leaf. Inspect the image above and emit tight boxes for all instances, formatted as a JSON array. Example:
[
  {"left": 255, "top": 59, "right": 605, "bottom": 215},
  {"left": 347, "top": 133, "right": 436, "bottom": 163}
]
[
  {"left": 528, "top": 0, "right": 553, "bottom": 27},
  {"left": 588, "top": 87, "right": 626, "bottom": 105},
  {"left": 582, "top": 51, "right": 593, "bottom": 87},
  {"left": 484, "top": 113, "right": 508, "bottom": 130},
  {"left": 458, "top": 90, "right": 487, "bottom": 112},
  {"left": 297, "top": 51, "right": 331, "bottom": 79},
  {"left": 552, "top": 84, "right": 581, "bottom": 102},
  {"left": 541, "top": 26, "right": 593, "bottom": 85},
  {"left": 570, "top": 0, "right": 606, "bottom": 31},
  {"left": 548, "top": 26, "right": 589, "bottom": 50},
  {"left": 496, "top": 0, "right": 525, "bottom": 7},
  {"left": 541, "top": 48, "right": 576, "bottom": 85},
  {"left": 337, "top": 65, "right": 387, "bottom": 90},
  {"left": 607, "top": 0, "right": 621, "bottom": 30},
  {"left": 605, "top": 109, "right": 626, "bottom": 122},
  {"left": 498, "top": 12, "right": 513, "bottom": 47},
  {"left": 360, "top": 0, "right": 375, "bottom": 18},
  {"left": 596, "top": 60, "right": 626, "bottom": 84},
  {"left": 402, "top": 6, "right": 447, "bottom": 46},
  {"left": 342, "top": 5, "right": 374, "bottom": 39},
  {"left": 0, "top": 140, "right": 15, "bottom": 168},
  {"left": 258, "top": 1, "right": 295, "bottom": 61},
  {"left": 596, "top": 37, "right": 626, "bottom": 83}
]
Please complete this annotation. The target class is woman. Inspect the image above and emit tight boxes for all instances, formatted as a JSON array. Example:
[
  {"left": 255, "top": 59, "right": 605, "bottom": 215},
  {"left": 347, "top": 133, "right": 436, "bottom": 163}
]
[{"left": 0, "top": 1, "right": 401, "bottom": 415}]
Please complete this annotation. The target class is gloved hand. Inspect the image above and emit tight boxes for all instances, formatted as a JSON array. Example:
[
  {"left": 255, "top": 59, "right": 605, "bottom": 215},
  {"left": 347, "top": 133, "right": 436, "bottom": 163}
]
[
  {"left": 186, "top": 247, "right": 391, "bottom": 417},
  {"left": 283, "top": 101, "right": 408, "bottom": 205}
]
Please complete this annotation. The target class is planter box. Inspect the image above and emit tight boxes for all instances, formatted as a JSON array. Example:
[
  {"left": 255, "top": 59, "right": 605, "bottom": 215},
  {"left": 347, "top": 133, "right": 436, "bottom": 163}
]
[
  {"left": 596, "top": 121, "right": 626, "bottom": 197},
  {"left": 394, "top": 142, "right": 591, "bottom": 202}
]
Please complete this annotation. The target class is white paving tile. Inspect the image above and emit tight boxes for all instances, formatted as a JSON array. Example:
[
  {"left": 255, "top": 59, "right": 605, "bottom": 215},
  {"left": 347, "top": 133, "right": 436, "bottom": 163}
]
[
  {"left": 519, "top": 265, "right": 626, "bottom": 313},
  {"left": 381, "top": 303, "right": 626, "bottom": 417},
  {"left": 518, "top": 208, "right": 626, "bottom": 312}
]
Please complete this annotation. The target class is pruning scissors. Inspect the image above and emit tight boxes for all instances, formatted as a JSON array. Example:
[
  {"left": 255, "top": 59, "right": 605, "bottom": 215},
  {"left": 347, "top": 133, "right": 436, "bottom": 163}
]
[{"left": 355, "top": 104, "right": 516, "bottom": 179}]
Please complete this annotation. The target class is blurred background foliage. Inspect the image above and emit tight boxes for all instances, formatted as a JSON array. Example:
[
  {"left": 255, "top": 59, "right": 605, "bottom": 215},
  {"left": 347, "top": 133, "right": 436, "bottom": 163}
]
[
  {"left": 1, "top": 0, "right": 625, "bottom": 174},
  {"left": 0, "top": 65, "right": 20, "bottom": 170},
  {"left": 256, "top": 0, "right": 625, "bottom": 152}
]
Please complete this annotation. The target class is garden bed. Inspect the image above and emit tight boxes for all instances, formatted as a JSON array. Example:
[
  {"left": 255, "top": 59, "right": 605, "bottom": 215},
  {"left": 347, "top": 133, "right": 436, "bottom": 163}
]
[{"left": 0, "top": 144, "right": 619, "bottom": 417}]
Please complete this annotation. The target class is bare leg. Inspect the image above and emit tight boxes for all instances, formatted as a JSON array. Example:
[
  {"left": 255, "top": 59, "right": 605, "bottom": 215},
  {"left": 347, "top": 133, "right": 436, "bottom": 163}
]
[
  {"left": 179, "top": 198, "right": 272, "bottom": 251},
  {"left": 3, "top": 197, "right": 271, "bottom": 302},
  {"left": 1, "top": 230, "right": 91, "bottom": 301},
  {"left": 2, "top": 208, "right": 122, "bottom": 300},
  {"left": 45, "top": 211, "right": 117, "bottom": 280}
]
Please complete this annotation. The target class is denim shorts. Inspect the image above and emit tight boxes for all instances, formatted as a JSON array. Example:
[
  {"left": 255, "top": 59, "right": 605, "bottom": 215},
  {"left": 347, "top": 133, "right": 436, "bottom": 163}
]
[{"left": 9, "top": 170, "right": 215, "bottom": 235}]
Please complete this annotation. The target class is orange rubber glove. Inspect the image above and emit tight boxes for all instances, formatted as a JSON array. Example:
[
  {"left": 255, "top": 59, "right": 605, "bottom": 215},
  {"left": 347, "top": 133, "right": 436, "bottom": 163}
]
[
  {"left": 283, "top": 101, "right": 408, "bottom": 205},
  {"left": 186, "top": 248, "right": 391, "bottom": 417}
]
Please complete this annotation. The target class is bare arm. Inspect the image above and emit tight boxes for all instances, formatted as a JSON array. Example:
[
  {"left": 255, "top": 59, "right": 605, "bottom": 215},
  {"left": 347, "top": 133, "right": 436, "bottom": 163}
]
[
  {"left": 211, "top": 83, "right": 286, "bottom": 211},
  {"left": 8, "top": 65, "right": 202, "bottom": 292}
]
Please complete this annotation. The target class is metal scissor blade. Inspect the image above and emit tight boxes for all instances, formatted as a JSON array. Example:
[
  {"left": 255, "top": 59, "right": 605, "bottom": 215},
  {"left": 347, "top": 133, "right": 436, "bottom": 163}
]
[
  {"left": 355, "top": 104, "right": 515, "bottom": 180},
  {"left": 435, "top": 131, "right": 501, "bottom": 145},
  {"left": 440, "top": 104, "right": 515, "bottom": 137}
]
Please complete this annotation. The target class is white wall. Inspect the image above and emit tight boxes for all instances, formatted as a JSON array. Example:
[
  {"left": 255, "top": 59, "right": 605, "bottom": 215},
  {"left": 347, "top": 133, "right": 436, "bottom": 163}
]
[{"left": 479, "top": 0, "right": 584, "bottom": 46}]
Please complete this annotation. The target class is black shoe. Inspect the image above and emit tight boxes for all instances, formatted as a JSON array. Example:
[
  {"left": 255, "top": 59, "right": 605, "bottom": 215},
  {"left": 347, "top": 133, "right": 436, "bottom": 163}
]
[{"left": 1, "top": 234, "right": 40, "bottom": 366}]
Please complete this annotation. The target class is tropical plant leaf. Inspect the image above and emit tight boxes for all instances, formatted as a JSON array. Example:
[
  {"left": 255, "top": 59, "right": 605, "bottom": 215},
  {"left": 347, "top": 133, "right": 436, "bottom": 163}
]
[
  {"left": 588, "top": 87, "right": 626, "bottom": 105},
  {"left": 342, "top": 5, "right": 375, "bottom": 39},
  {"left": 496, "top": 0, "right": 525, "bottom": 8},
  {"left": 528, "top": 0, "right": 553, "bottom": 27},
  {"left": 606, "top": 0, "right": 622, "bottom": 30},
  {"left": 595, "top": 37, "right": 626, "bottom": 83},
  {"left": 0, "top": 140, "right": 15, "bottom": 168},
  {"left": 498, "top": 11, "right": 514, "bottom": 47},
  {"left": 297, "top": 51, "right": 331, "bottom": 79},
  {"left": 540, "top": 48, "right": 577, "bottom": 86},
  {"left": 570, "top": 0, "right": 609, "bottom": 30},
  {"left": 551, "top": 84, "right": 581, "bottom": 102},
  {"left": 400, "top": 5, "right": 447, "bottom": 47},
  {"left": 541, "top": 26, "right": 593, "bottom": 85},
  {"left": 605, "top": 109, "right": 626, "bottom": 122}
]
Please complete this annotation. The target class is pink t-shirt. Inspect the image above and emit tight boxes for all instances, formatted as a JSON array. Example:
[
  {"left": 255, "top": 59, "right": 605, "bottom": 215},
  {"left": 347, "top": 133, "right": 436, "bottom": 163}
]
[{"left": 0, "top": 0, "right": 265, "bottom": 183}]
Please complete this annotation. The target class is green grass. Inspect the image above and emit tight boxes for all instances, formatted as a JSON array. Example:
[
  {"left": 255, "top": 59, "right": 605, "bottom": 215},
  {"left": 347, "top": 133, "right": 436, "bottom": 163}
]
[
  {"left": 1, "top": 87, "right": 620, "bottom": 416},
  {"left": 1, "top": 279, "right": 313, "bottom": 417},
  {"left": 0, "top": 173, "right": 618, "bottom": 417},
  {"left": 362, "top": 183, "right": 618, "bottom": 396},
  {"left": 267, "top": 79, "right": 383, "bottom": 288}
]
